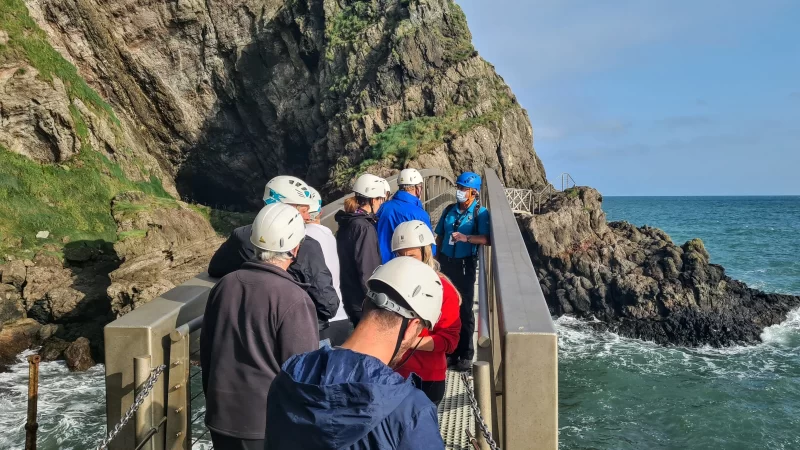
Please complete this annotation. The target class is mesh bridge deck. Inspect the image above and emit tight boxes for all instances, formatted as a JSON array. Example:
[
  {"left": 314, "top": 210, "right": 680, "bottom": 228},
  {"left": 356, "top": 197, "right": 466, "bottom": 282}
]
[
  {"left": 438, "top": 369, "right": 476, "bottom": 449},
  {"left": 438, "top": 277, "right": 479, "bottom": 449}
]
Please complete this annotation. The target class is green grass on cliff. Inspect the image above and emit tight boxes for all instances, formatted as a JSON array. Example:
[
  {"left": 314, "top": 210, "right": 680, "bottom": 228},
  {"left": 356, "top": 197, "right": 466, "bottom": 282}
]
[
  {"left": 439, "top": 1, "right": 474, "bottom": 64},
  {"left": 0, "top": 146, "right": 171, "bottom": 258},
  {"left": 325, "top": 1, "right": 376, "bottom": 61},
  {"left": 358, "top": 80, "right": 515, "bottom": 171},
  {"left": 0, "top": 0, "right": 119, "bottom": 124}
]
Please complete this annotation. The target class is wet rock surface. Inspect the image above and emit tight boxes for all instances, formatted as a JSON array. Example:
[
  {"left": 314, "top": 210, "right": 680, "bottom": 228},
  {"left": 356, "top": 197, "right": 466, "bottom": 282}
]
[
  {"left": 64, "top": 337, "right": 95, "bottom": 372},
  {"left": 39, "top": 336, "right": 70, "bottom": 362},
  {"left": 0, "top": 319, "right": 43, "bottom": 369},
  {"left": 519, "top": 187, "right": 800, "bottom": 347}
]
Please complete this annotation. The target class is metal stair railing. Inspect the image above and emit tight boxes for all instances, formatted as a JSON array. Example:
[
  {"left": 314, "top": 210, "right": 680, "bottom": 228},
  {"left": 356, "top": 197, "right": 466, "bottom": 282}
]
[{"left": 560, "top": 172, "right": 576, "bottom": 192}]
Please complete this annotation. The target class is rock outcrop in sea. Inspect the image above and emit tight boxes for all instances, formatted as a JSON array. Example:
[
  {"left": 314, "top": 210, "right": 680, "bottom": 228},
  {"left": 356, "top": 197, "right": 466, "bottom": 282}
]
[{"left": 518, "top": 188, "right": 800, "bottom": 347}]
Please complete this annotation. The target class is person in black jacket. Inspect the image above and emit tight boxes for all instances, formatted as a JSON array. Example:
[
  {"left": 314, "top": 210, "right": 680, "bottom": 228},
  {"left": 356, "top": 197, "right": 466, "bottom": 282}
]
[
  {"left": 202, "top": 203, "right": 319, "bottom": 449},
  {"left": 335, "top": 174, "right": 386, "bottom": 328},
  {"left": 207, "top": 176, "right": 339, "bottom": 335}
]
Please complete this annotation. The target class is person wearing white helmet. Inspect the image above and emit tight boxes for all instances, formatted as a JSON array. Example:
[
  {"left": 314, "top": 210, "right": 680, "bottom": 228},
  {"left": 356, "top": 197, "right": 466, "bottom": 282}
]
[
  {"left": 208, "top": 175, "right": 340, "bottom": 337},
  {"left": 380, "top": 178, "right": 392, "bottom": 201},
  {"left": 201, "top": 203, "right": 319, "bottom": 450},
  {"left": 262, "top": 175, "right": 317, "bottom": 211},
  {"left": 335, "top": 173, "right": 386, "bottom": 327},
  {"left": 304, "top": 187, "right": 351, "bottom": 346},
  {"left": 265, "top": 257, "right": 445, "bottom": 450},
  {"left": 390, "top": 220, "right": 461, "bottom": 404},
  {"left": 375, "top": 168, "right": 435, "bottom": 263}
]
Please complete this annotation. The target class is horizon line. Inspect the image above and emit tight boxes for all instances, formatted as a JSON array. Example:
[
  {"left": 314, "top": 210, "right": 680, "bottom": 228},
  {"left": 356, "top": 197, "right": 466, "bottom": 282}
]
[{"left": 601, "top": 194, "right": 800, "bottom": 198}]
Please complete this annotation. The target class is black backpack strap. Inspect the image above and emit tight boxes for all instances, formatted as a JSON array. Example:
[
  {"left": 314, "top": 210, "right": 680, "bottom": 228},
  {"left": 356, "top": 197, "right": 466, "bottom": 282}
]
[{"left": 472, "top": 200, "right": 481, "bottom": 235}]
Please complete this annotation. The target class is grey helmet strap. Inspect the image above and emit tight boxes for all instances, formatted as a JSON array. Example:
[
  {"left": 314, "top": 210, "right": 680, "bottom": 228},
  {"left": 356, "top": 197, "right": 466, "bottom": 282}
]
[{"left": 367, "top": 290, "right": 419, "bottom": 322}]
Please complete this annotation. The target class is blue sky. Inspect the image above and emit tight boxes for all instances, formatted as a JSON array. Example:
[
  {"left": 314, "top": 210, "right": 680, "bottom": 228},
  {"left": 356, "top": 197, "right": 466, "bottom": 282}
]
[{"left": 457, "top": 0, "right": 800, "bottom": 195}]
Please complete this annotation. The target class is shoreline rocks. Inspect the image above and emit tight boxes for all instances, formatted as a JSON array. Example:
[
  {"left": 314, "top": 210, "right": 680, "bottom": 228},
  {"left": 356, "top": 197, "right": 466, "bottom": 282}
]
[
  {"left": 519, "top": 187, "right": 800, "bottom": 347},
  {"left": 0, "top": 193, "right": 224, "bottom": 371}
]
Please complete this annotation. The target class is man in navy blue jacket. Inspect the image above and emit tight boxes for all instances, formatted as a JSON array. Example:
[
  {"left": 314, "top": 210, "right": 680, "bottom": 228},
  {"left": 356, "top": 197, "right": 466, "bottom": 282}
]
[
  {"left": 376, "top": 168, "right": 435, "bottom": 263},
  {"left": 264, "top": 257, "right": 446, "bottom": 450}
]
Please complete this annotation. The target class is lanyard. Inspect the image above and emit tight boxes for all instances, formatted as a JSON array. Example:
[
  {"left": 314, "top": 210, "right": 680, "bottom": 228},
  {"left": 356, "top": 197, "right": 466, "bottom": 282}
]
[{"left": 452, "top": 205, "right": 472, "bottom": 232}]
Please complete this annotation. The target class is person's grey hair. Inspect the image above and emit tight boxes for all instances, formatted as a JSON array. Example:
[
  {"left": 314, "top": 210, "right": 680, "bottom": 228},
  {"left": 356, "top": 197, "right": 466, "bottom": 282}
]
[
  {"left": 399, "top": 184, "right": 420, "bottom": 192},
  {"left": 256, "top": 249, "right": 293, "bottom": 264}
]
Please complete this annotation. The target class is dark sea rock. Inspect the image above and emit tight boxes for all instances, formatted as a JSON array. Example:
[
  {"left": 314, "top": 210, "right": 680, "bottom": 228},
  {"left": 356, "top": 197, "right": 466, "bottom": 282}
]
[
  {"left": 519, "top": 187, "right": 800, "bottom": 347},
  {"left": 39, "top": 337, "right": 70, "bottom": 362},
  {"left": 64, "top": 337, "right": 95, "bottom": 372}
]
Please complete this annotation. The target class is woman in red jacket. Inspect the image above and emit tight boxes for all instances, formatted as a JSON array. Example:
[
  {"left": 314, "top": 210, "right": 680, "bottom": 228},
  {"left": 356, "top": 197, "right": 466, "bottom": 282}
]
[{"left": 390, "top": 220, "right": 462, "bottom": 406}]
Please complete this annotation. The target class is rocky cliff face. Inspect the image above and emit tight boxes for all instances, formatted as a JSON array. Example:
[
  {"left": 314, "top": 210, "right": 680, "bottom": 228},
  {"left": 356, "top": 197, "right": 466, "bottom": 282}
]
[
  {"left": 0, "top": 192, "right": 224, "bottom": 369},
  {"left": 15, "top": 0, "right": 546, "bottom": 209},
  {"left": 1, "top": 0, "right": 547, "bottom": 368},
  {"left": 519, "top": 188, "right": 800, "bottom": 347}
]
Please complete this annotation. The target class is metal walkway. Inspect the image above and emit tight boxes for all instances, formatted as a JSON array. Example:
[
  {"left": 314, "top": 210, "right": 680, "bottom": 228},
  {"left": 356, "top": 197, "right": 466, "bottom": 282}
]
[
  {"left": 439, "top": 279, "right": 480, "bottom": 450},
  {"left": 439, "top": 369, "right": 475, "bottom": 449},
  {"left": 102, "top": 168, "right": 558, "bottom": 450}
]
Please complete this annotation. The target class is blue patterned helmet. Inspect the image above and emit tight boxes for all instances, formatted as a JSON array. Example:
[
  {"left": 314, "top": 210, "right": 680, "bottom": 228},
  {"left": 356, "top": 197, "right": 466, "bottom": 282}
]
[{"left": 456, "top": 172, "right": 482, "bottom": 190}]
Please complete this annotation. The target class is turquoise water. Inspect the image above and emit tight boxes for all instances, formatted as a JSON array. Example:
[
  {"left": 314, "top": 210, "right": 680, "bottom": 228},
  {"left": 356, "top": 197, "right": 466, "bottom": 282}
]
[{"left": 559, "top": 196, "right": 800, "bottom": 449}]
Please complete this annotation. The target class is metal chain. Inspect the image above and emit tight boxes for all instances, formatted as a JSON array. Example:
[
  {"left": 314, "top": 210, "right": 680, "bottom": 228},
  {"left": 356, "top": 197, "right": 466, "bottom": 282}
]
[
  {"left": 460, "top": 372, "right": 501, "bottom": 450},
  {"left": 96, "top": 364, "right": 167, "bottom": 450}
]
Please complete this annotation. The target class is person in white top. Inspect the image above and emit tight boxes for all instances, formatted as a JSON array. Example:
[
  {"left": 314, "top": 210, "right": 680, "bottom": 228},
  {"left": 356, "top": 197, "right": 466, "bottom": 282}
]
[{"left": 306, "top": 187, "right": 352, "bottom": 346}]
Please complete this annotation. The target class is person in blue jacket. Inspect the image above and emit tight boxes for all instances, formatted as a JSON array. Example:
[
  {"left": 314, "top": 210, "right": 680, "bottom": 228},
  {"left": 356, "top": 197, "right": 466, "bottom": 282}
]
[
  {"left": 264, "top": 257, "right": 446, "bottom": 450},
  {"left": 435, "top": 172, "right": 491, "bottom": 372},
  {"left": 376, "top": 168, "right": 435, "bottom": 262}
]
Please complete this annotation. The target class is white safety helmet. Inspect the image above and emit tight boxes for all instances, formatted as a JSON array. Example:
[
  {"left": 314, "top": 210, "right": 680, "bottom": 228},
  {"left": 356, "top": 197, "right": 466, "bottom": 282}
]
[
  {"left": 398, "top": 168, "right": 423, "bottom": 186},
  {"left": 307, "top": 187, "right": 322, "bottom": 219},
  {"left": 367, "top": 257, "right": 443, "bottom": 329},
  {"left": 391, "top": 220, "right": 435, "bottom": 252},
  {"left": 381, "top": 178, "right": 392, "bottom": 197},
  {"left": 250, "top": 203, "right": 306, "bottom": 252},
  {"left": 263, "top": 175, "right": 316, "bottom": 206},
  {"left": 352, "top": 174, "right": 386, "bottom": 199}
]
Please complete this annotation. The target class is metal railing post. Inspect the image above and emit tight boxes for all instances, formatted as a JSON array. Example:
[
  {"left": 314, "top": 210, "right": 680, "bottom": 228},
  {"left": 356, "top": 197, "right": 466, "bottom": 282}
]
[
  {"left": 167, "top": 328, "right": 190, "bottom": 449},
  {"left": 134, "top": 356, "right": 155, "bottom": 450},
  {"left": 25, "top": 355, "right": 40, "bottom": 450},
  {"left": 472, "top": 362, "right": 494, "bottom": 450}
]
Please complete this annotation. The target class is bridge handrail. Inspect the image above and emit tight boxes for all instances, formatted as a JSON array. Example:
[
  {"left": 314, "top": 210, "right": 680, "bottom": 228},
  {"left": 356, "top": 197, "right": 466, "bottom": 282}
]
[{"left": 479, "top": 169, "right": 558, "bottom": 448}]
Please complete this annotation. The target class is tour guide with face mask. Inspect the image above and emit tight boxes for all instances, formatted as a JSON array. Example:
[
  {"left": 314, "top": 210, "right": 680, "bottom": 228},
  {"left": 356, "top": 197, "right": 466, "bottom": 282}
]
[
  {"left": 265, "top": 257, "right": 446, "bottom": 450},
  {"left": 435, "top": 171, "right": 491, "bottom": 370}
]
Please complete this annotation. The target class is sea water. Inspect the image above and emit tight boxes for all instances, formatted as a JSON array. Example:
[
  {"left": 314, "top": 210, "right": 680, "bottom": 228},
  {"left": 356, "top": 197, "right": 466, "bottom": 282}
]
[
  {"left": 0, "top": 196, "right": 798, "bottom": 449},
  {"left": 558, "top": 196, "right": 800, "bottom": 449}
]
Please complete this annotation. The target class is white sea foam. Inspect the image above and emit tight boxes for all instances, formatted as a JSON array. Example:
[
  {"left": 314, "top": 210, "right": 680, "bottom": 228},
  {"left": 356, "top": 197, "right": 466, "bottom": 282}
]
[
  {"left": 556, "top": 307, "right": 800, "bottom": 380},
  {"left": 0, "top": 350, "right": 106, "bottom": 450}
]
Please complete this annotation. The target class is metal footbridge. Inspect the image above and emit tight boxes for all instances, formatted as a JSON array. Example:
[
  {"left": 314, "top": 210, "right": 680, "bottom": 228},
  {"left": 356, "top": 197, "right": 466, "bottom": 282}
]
[{"left": 102, "top": 168, "right": 558, "bottom": 449}]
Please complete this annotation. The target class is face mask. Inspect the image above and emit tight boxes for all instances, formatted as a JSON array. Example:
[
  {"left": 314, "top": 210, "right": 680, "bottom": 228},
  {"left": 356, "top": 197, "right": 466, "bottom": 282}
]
[{"left": 456, "top": 190, "right": 469, "bottom": 203}]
